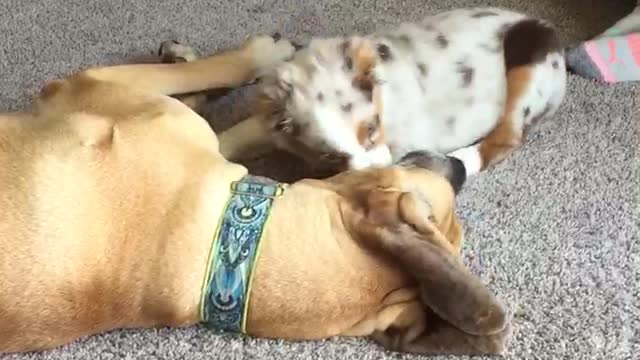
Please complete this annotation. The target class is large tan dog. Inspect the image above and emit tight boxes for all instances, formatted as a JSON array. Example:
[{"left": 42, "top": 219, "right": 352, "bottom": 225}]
[{"left": 0, "top": 34, "right": 510, "bottom": 356}]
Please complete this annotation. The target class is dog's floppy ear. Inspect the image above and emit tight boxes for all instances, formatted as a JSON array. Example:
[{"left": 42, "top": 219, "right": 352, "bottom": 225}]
[
  {"left": 340, "top": 190, "right": 507, "bottom": 336},
  {"left": 389, "top": 227, "right": 507, "bottom": 336}
]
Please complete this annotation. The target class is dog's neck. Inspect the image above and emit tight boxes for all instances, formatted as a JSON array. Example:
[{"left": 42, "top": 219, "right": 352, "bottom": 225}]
[{"left": 129, "top": 161, "right": 254, "bottom": 328}]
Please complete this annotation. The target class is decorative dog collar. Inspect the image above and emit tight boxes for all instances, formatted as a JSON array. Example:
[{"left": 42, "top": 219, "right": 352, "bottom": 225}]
[{"left": 199, "top": 175, "right": 286, "bottom": 334}]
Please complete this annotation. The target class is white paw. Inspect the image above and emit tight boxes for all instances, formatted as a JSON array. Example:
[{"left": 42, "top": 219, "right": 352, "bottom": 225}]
[
  {"left": 348, "top": 155, "right": 370, "bottom": 170},
  {"left": 158, "top": 41, "right": 199, "bottom": 63},
  {"left": 348, "top": 145, "right": 393, "bottom": 170},
  {"left": 368, "top": 145, "right": 393, "bottom": 167},
  {"left": 447, "top": 145, "right": 481, "bottom": 176},
  {"left": 242, "top": 34, "right": 296, "bottom": 74}
]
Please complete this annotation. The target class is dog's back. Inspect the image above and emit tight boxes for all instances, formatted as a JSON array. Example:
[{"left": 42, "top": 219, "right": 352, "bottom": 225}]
[{"left": 0, "top": 73, "right": 245, "bottom": 351}]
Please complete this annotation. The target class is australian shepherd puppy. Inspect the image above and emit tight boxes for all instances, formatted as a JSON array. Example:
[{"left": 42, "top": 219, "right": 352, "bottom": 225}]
[{"left": 220, "top": 7, "right": 567, "bottom": 177}]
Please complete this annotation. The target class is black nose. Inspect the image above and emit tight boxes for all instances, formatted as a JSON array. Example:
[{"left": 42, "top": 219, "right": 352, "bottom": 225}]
[{"left": 396, "top": 151, "right": 467, "bottom": 194}]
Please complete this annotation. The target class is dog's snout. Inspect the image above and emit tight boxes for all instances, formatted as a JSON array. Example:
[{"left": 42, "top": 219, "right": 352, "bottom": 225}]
[
  {"left": 396, "top": 151, "right": 467, "bottom": 194},
  {"left": 446, "top": 156, "right": 466, "bottom": 194}
]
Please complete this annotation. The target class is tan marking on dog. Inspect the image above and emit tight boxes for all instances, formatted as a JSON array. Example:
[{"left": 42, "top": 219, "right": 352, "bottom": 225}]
[
  {"left": 478, "top": 66, "right": 532, "bottom": 169},
  {"left": 347, "top": 38, "right": 378, "bottom": 99},
  {"left": 355, "top": 79, "right": 386, "bottom": 150}
]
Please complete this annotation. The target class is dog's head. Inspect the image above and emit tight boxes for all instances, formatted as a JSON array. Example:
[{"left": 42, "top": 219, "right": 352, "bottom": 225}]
[
  {"left": 329, "top": 151, "right": 466, "bottom": 252},
  {"left": 329, "top": 151, "right": 507, "bottom": 336},
  {"left": 259, "top": 36, "right": 389, "bottom": 172}
]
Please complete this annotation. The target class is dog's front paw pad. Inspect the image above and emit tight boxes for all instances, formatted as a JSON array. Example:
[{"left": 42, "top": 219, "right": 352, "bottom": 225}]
[
  {"left": 158, "top": 41, "right": 199, "bottom": 63},
  {"left": 243, "top": 34, "right": 296, "bottom": 70}
]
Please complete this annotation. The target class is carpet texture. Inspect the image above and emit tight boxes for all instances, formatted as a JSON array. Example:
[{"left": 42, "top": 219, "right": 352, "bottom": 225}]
[{"left": 1, "top": 0, "right": 638, "bottom": 359}]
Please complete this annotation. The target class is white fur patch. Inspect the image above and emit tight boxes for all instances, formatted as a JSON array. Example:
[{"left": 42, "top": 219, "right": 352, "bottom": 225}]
[
  {"left": 511, "top": 51, "right": 567, "bottom": 134},
  {"left": 349, "top": 144, "right": 393, "bottom": 169},
  {"left": 448, "top": 145, "right": 482, "bottom": 176}
]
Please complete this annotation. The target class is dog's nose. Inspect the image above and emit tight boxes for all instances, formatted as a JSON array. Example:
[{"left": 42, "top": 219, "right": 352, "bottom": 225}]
[{"left": 396, "top": 151, "right": 466, "bottom": 194}]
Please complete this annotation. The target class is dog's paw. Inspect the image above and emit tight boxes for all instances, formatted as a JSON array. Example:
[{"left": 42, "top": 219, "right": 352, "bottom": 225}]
[
  {"left": 158, "top": 40, "right": 199, "bottom": 63},
  {"left": 241, "top": 33, "right": 296, "bottom": 72}
]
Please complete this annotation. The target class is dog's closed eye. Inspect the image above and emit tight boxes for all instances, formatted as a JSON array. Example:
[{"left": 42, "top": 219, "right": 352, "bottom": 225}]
[
  {"left": 320, "top": 151, "right": 349, "bottom": 165},
  {"left": 274, "top": 117, "right": 300, "bottom": 136}
]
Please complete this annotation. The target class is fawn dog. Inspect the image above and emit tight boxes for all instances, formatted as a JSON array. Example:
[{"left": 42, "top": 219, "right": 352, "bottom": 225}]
[{"left": 0, "top": 34, "right": 510, "bottom": 356}]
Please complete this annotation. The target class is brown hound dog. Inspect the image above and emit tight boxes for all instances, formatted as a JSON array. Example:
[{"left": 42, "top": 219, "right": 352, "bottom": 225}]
[{"left": 0, "top": 34, "right": 510, "bottom": 356}]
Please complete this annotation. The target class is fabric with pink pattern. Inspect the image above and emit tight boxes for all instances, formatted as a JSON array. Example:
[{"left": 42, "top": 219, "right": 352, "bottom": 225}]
[{"left": 566, "top": 2, "right": 640, "bottom": 83}]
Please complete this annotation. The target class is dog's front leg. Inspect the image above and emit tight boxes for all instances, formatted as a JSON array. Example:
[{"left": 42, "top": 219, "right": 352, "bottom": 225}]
[
  {"left": 81, "top": 34, "right": 295, "bottom": 96},
  {"left": 155, "top": 40, "right": 279, "bottom": 161}
]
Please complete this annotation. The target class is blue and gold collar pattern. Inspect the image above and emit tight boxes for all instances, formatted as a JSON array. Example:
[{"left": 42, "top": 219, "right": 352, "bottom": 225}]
[{"left": 200, "top": 175, "right": 286, "bottom": 333}]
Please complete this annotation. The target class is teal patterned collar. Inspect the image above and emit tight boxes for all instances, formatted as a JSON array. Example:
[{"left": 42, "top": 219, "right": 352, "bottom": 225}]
[{"left": 199, "top": 175, "right": 286, "bottom": 334}]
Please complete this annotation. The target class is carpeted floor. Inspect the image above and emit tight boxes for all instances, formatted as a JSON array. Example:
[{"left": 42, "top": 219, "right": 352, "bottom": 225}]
[{"left": 1, "top": 0, "right": 638, "bottom": 359}]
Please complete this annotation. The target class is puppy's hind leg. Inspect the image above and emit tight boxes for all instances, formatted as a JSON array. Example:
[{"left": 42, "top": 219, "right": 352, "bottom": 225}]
[{"left": 448, "top": 19, "right": 567, "bottom": 176}]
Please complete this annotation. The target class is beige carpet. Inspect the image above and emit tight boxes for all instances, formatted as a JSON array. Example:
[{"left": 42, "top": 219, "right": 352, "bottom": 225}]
[{"left": 1, "top": 0, "right": 638, "bottom": 359}]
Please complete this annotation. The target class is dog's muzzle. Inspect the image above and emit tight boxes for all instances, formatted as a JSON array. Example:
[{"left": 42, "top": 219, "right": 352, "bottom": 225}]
[{"left": 396, "top": 151, "right": 467, "bottom": 194}]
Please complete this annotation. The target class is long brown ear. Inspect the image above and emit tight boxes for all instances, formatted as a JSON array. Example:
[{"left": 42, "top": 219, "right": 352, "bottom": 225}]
[
  {"left": 340, "top": 191, "right": 507, "bottom": 336},
  {"left": 390, "top": 228, "right": 507, "bottom": 336}
]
